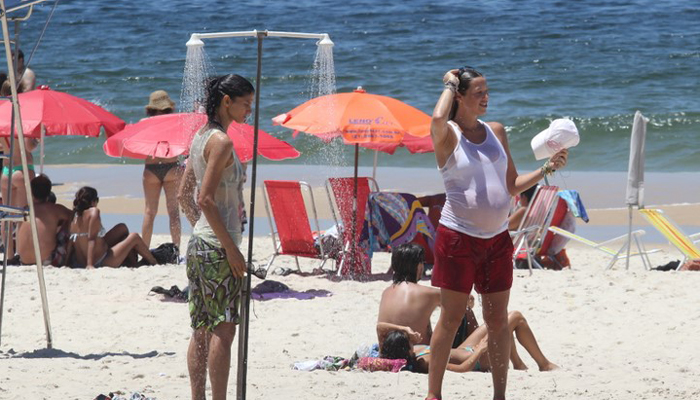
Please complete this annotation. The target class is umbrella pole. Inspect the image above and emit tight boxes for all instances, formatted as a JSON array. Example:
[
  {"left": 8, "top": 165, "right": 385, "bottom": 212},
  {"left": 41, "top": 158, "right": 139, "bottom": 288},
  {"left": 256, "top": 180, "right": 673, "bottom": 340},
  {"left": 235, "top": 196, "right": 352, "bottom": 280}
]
[
  {"left": 625, "top": 205, "right": 632, "bottom": 270},
  {"left": 372, "top": 149, "right": 378, "bottom": 182},
  {"left": 0, "top": 2, "right": 52, "bottom": 348},
  {"left": 236, "top": 30, "right": 265, "bottom": 400},
  {"left": 352, "top": 143, "right": 359, "bottom": 278},
  {"left": 40, "top": 125, "right": 44, "bottom": 174}
]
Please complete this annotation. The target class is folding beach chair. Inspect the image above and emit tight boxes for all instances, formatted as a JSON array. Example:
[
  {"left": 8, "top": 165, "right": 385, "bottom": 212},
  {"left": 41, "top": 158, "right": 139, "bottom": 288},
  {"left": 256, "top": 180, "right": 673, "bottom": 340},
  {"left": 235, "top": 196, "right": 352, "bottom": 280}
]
[
  {"left": 639, "top": 208, "right": 700, "bottom": 269},
  {"left": 325, "top": 177, "right": 379, "bottom": 276},
  {"left": 547, "top": 226, "right": 658, "bottom": 270},
  {"left": 511, "top": 185, "right": 560, "bottom": 273},
  {"left": 513, "top": 197, "right": 569, "bottom": 270},
  {"left": 262, "top": 180, "right": 332, "bottom": 275}
]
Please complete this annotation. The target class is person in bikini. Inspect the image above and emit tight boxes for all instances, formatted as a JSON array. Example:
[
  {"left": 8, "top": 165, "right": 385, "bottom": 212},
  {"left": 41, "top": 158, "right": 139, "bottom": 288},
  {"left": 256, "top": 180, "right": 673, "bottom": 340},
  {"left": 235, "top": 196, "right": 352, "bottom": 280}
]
[
  {"left": 1, "top": 136, "right": 38, "bottom": 262},
  {"left": 377, "top": 244, "right": 557, "bottom": 373},
  {"left": 426, "top": 67, "right": 568, "bottom": 400},
  {"left": 69, "top": 186, "right": 157, "bottom": 268},
  {"left": 16, "top": 174, "right": 73, "bottom": 266},
  {"left": 378, "top": 309, "right": 558, "bottom": 374},
  {"left": 141, "top": 90, "right": 183, "bottom": 248}
]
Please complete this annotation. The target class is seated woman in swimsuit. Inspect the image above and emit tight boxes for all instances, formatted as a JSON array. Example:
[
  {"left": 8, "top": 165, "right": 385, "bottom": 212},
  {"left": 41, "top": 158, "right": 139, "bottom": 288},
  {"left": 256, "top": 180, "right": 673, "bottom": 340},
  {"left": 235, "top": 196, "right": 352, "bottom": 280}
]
[
  {"left": 141, "top": 90, "right": 183, "bottom": 248},
  {"left": 378, "top": 310, "right": 559, "bottom": 373},
  {"left": 70, "top": 186, "right": 157, "bottom": 269}
]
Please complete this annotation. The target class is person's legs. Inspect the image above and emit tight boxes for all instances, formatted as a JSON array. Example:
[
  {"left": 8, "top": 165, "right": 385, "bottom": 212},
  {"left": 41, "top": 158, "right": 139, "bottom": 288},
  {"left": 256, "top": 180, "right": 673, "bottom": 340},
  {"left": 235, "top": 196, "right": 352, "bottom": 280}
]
[
  {"left": 103, "top": 232, "right": 157, "bottom": 267},
  {"left": 188, "top": 328, "right": 209, "bottom": 400},
  {"left": 508, "top": 311, "right": 558, "bottom": 371},
  {"left": 142, "top": 168, "right": 163, "bottom": 247},
  {"left": 427, "top": 288, "right": 470, "bottom": 400},
  {"left": 104, "top": 223, "right": 129, "bottom": 246},
  {"left": 481, "top": 290, "right": 511, "bottom": 400},
  {"left": 208, "top": 322, "right": 236, "bottom": 400},
  {"left": 162, "top": 169, "right": 182, "bottom": 247},
  {"left": 1, "top": 173, "right": 10, "bottom": 256},
  {"left": 509, "top": 334, "right": 527, "bottom": 370}
]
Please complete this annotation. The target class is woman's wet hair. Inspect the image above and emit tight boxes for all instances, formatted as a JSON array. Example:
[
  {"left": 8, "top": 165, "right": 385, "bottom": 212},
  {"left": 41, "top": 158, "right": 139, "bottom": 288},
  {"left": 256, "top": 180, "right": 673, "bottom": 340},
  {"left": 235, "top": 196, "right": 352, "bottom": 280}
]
[
  {"left": 449, "top": 66, "right": 484, "bottom": 120},
  {"left": 380, "top": 330, "right": 416, "bottom": 367},
  {"left": 73, "top": 186, "right": 98, "bottom": 216},
  {"left": 391, "top": 243, "right": 424, "bottom": 284},
  {"left": 204, "top": 74, "right": 255, "bottom": 123}
]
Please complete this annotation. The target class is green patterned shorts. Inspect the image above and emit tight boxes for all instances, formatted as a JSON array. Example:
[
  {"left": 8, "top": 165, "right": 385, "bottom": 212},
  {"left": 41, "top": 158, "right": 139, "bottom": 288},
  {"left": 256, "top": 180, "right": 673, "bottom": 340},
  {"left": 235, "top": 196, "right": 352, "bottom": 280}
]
[{"left": 186, "top": 236, "right": 243, "bottom": 331}]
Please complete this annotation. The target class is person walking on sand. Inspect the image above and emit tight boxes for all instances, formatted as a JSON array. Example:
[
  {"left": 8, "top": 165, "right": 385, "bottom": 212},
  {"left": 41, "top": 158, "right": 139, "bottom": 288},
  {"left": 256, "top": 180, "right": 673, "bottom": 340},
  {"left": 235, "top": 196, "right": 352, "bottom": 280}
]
[
  {"left": 141, "top": 90, "right": 183, "bottom": 248},
  {"left": 178, "top": 74, "right": 253, "bottom": 400},
  {"left": 426, "top": 67, "right": 568, "bottom": 400}
]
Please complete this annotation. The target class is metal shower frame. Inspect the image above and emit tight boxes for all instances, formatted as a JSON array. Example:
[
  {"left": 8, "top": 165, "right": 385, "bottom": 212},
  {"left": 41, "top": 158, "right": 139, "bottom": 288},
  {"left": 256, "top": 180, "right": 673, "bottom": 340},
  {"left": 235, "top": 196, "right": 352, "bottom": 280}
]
[{"left": 185, "top": 29, "right": 333, "bottom": 400}]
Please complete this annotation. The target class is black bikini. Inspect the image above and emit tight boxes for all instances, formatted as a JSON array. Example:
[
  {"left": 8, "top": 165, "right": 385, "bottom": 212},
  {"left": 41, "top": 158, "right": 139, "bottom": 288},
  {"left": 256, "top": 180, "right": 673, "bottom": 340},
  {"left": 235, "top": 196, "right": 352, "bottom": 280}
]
[{"left": 145, "top": 162, "right": 180, "bottom": 183}]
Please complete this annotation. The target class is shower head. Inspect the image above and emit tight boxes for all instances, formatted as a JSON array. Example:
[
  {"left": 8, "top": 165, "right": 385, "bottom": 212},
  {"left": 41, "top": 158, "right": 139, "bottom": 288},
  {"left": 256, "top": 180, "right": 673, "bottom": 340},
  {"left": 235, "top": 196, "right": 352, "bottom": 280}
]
[
  {"left": 317, "top": 34, "right": 334, "bottom": 48},
  {"left": 186, "top": 34, "right": 205, "bottom": 48}
]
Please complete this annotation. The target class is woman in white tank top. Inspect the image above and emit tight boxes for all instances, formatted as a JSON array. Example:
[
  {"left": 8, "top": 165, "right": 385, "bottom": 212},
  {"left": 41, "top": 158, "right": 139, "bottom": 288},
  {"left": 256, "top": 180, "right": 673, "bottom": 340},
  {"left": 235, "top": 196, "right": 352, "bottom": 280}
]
[
  {"left": 177, "top": 74, "right": 254, "bottom": 400},
  {"left": 425, "top": 67, "right": 568, "bottom": 400}
]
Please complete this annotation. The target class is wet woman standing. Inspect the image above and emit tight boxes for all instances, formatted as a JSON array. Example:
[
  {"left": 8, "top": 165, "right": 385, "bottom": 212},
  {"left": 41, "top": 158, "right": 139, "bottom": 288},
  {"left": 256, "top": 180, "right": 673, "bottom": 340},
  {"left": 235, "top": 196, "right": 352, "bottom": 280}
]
[
  {"left": 178, "top": 74, "right": 252, "bottom": 400},
  {"left": 426, "top": 67, "right": 568, "bottom": 400}
]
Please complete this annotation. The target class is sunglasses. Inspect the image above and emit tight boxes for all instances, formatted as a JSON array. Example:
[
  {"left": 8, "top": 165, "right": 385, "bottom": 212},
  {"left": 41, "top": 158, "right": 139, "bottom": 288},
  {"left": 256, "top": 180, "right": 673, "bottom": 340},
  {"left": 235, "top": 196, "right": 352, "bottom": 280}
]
[{"left": 458, "top": 65, "right": 478, "bottom": 76}]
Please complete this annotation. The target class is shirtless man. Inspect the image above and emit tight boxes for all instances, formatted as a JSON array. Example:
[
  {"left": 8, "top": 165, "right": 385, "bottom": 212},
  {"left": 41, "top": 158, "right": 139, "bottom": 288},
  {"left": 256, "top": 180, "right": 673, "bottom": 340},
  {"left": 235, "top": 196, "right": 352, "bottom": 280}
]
[
  {"left": 17, "top": 174, "right": 73, "bottom": 266},
  {"left": 377, "top": 243, "right": 478, "bottom": 348},
  {"left": 14, "top": 49, "right": 36, "bottom": 93}
]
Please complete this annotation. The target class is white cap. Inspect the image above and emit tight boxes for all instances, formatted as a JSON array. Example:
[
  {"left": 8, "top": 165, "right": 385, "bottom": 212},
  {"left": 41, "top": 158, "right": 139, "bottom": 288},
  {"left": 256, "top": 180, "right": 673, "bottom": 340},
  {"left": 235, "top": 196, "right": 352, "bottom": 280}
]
[{"left": 530, "top": 118, "right": 580, "bottom": 160}]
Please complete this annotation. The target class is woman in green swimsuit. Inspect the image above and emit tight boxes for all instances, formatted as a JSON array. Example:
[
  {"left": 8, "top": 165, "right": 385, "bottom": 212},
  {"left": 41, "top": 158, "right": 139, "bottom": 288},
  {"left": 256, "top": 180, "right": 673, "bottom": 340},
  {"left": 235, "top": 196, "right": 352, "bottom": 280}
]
[
  {"left": 379, "top": 310, "right": 559, "bottom": 373},
  {"left": 1, "top": 136, "right": 37, "bottom": 261}
]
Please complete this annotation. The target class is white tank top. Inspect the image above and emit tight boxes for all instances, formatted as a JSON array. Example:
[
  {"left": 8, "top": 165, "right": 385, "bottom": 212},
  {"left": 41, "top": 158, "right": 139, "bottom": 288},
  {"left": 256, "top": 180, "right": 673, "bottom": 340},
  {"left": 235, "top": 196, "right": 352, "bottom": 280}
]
[
  {"left": 190, "top": 126, "right": 244, "bottom": 247},
  {"left": 438, "top": 120, "right": 511, "bottom": 238}
]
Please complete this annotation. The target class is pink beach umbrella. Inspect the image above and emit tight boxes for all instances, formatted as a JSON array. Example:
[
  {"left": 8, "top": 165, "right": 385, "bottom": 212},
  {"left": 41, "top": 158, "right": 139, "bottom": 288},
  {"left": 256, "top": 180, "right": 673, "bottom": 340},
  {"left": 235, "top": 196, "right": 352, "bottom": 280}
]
[
  {"left": 0, "top": 85, "right": 125, "bottom": 137},
  {"left": 104, "top": 112, "right": 300, "bottom": 162}
]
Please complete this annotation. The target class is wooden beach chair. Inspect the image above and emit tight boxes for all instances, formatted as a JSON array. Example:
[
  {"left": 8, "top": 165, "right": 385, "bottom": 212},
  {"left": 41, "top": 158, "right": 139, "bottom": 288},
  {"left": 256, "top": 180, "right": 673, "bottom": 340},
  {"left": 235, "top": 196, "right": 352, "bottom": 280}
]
[
  {"left": 262, "top": 180, "right": 332, "bottom": 276},
  {"left": 639, "top": 208, "right": 700, "bottom": 269},
  {"left": 325, "top": 177, "right": 379, "bottom": 276},
  {"left": 510, "top": 185, "right": 560, "bottom": 273}
]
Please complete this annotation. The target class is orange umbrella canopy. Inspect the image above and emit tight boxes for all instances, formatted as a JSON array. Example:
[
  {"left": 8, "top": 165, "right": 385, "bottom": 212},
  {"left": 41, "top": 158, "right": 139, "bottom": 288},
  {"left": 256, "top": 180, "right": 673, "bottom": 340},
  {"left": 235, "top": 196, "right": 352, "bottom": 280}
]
[
  {"left": 273, "top": 87, "right": 431, "bottom": 146},
  {"left": 104, "top": 113, "right": 300, "bottom": 162}
]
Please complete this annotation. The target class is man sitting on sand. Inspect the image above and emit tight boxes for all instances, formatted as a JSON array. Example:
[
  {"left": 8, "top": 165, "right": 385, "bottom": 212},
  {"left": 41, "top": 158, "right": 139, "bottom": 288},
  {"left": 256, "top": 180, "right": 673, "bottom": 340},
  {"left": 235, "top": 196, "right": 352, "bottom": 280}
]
[
  {"left": 377, "top": 243, "right": 478, "bottom": 348},
  {"left": 17, "top": 174, "right": 73, "bottom": 266}
]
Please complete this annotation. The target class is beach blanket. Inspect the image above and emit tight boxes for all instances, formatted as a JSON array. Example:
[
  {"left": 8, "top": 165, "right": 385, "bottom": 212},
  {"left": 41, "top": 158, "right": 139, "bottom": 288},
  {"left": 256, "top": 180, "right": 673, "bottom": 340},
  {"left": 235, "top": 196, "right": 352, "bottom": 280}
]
[
  {"left": 293, "top": 343, "right": 407, "bottom": 373},
  {"left": 251, "top": 280, "right": 332, "bottom": 301},
  {"left": 362, "top": 192, "right": 436, "bottom": 258}
]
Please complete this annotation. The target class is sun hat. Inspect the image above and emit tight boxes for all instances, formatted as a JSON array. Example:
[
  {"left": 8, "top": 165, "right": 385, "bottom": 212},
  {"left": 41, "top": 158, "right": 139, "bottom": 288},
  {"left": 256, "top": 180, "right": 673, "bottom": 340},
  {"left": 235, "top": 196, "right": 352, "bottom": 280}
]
[
  {"left": 530, "top": 118, "right": 579, "bottom": 160},
  {"left": 145, "top": 90, "right": 175, "bottom": 111}
]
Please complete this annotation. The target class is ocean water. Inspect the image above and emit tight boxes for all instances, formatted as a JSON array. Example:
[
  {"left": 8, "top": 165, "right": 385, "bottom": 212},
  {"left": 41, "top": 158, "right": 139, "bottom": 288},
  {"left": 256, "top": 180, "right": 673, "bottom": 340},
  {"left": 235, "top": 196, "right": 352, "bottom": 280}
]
[{"left": 4, "top": 0, "right": 699, "bottom": 172}]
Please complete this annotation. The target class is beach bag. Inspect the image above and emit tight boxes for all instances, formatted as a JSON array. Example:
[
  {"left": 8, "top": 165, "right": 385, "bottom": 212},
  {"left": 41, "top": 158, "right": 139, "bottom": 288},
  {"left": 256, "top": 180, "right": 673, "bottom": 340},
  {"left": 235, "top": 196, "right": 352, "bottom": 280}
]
[{"left": 150, "top": 243, "right": 179, "bottom": 265}]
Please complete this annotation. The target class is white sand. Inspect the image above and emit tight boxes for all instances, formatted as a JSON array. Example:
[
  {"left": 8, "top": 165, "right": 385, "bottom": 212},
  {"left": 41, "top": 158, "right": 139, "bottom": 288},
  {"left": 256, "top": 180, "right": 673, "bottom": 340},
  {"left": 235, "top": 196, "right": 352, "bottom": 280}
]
[{"left": 1, "top": 234, "right": 699, "bottom": 400}]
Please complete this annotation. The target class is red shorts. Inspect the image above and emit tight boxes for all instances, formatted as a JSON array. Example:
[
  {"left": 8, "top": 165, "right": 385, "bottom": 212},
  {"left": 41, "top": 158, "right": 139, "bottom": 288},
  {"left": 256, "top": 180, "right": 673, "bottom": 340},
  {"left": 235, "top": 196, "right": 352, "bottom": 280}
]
[{"left": 431, "top": 225, "right": 514, "bottom": 294}]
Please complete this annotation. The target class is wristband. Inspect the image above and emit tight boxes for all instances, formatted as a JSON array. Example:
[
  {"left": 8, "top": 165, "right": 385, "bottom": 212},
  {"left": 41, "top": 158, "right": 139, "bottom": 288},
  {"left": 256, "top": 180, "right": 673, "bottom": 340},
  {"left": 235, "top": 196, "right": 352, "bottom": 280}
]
[{"left": 444, "top": 81, "right": 457, "bottom": 93}]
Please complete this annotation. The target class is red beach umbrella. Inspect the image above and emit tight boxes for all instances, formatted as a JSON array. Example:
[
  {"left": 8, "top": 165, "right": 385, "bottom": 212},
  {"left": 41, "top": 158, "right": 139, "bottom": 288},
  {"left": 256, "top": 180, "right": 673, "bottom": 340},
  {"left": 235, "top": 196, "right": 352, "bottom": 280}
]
[
  {"left": 104, "top": 112, "right": 300, "bottom": 162},
  {"left": 0, "top": 85, "right": 125, "bottom": 137}
]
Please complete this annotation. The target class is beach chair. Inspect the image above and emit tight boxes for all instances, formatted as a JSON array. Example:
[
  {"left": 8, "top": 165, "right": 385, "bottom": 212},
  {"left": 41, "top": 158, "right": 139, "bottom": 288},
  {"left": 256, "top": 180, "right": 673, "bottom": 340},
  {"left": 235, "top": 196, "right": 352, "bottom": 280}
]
[
  {"left": 513, "top": 197, "right": 569, "bottom": 270},
  {"left": 262, "top": 180, "right": 332, "bottom": 275},
  {"left": 511, "top": 185, "right": 560, "bottom": 273},
  {"left": 325, "top": 177, "right": 379, "bottom": 276},
  {"left": 547, "top": 226, "right": 657, "bottom": 270},
  {"left": 639, "top": 208, "right": 700, "bottom": 269}
]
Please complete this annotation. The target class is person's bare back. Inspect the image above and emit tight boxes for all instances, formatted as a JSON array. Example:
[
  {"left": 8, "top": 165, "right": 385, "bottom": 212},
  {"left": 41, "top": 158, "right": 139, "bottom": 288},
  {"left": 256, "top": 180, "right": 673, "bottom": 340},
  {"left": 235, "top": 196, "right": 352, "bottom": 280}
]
[
  {"left": 17, "top": 201, "right": 72, "bottom": 265},
  {"left": 377, "top": 281, "right": 440, "bottom": 345}
]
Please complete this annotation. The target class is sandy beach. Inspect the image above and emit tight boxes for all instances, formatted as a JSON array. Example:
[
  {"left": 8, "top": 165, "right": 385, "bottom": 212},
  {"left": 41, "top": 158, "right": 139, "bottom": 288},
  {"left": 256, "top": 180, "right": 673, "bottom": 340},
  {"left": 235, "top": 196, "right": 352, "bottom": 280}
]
[
  {"left": 1, "top": 229, "right": 699, "bottom": 399},
  {"left": 0, "top": 163, "right": 699, "bottom": 399}
]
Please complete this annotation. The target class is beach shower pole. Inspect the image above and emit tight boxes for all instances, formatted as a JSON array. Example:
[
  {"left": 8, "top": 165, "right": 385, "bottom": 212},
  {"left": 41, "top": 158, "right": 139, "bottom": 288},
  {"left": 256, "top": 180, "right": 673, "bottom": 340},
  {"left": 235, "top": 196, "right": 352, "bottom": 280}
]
[
  {"left": 0, "top": 0, "right": 52, "bottom": 348},
  {"left": 186, "top": 30, "right": 333, "bottom": 400}
]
